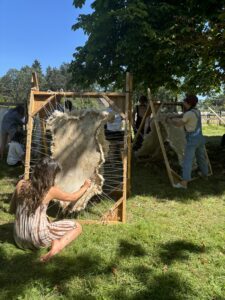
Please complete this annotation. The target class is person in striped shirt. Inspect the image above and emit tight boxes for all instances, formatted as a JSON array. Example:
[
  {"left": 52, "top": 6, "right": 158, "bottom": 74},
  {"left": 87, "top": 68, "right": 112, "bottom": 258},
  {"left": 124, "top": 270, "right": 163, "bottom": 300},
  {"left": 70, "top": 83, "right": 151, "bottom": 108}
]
[{"left": 10, "top": 157, "right": 91, "bottom": 262}]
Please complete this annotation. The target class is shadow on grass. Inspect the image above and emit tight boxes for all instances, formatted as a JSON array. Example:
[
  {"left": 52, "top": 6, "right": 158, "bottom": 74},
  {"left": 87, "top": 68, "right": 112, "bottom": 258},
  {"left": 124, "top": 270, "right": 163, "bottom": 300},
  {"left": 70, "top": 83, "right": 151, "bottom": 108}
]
[
  {"left": 132, "top": 136, "right": 225, "bottom": 202},
  {"left": 0, "top": 160, "right": 23, "bottom": 181},
  {"left": 117, "top": 239, "right": 147, "bottom": 257},
  {"left": 0, "top": 246, "right": 111, "bottom": 299},
  {"left": 0, "top": 222, "right": 15, "bottom": 245},
  {"left": 0, "top": 192, "right": 12, "bottom": 203},
  {"left": 112, "top": 270, "right": 193, "bottom": 300},
  {"left": 158, "top": 240, "right": 206, "bottom": 265}
]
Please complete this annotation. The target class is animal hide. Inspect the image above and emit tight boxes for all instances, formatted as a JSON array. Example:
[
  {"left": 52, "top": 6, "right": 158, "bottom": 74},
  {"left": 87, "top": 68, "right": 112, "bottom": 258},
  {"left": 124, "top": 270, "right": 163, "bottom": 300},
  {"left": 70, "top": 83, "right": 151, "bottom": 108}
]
[
  {"left": 46, "top": 110, "right": 110, "bottom": 212},
  {"left": 136, "top": 113, "right": 189, "bottom": 167}
]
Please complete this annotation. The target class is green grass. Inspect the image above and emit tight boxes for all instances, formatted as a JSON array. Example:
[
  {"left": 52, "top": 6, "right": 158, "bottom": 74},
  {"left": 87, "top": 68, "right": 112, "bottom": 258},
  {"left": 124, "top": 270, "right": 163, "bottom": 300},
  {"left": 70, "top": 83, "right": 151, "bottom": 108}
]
[
  {"left": 0, "top": 125, "right": 225, "bottom": 300},
  {"left": 203, "top": 124, "right": 225, "bottom": 136}
]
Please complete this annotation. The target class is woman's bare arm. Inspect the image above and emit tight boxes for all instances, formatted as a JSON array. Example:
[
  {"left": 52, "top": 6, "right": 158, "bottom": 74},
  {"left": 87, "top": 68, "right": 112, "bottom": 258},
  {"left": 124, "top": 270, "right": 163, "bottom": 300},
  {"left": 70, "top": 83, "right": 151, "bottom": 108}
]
[
  {"left": 47, "top": 180, "right": 92, "bottom": 202},
  {"left": 9, "top": 180, "right": 25, "bottom": 214}
]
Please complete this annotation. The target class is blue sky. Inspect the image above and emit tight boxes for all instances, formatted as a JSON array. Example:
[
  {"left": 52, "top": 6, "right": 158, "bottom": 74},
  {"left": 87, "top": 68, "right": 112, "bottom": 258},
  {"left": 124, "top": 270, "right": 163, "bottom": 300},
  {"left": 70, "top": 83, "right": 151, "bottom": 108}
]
[{"left": 0, "top": 0, "right": 92, "bottom": 76}]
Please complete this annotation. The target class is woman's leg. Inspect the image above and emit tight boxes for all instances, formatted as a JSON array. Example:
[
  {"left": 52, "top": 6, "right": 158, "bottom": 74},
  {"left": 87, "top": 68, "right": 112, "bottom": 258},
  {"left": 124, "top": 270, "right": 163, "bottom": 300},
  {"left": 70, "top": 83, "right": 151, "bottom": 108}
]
[
  {"left": 181, "top": 143, "right": 196, "bottom": 187},
  {"left": 40, "top": 222, "right": 82, "bottom": 262}
]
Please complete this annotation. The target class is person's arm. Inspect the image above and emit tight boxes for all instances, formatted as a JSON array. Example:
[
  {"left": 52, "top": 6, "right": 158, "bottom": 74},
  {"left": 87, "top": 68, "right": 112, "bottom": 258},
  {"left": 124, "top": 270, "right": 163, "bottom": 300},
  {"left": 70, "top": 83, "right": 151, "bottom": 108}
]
[
  {"left": 170, "top": 118, "right": 185, "bottom": 127},
  {"left": 14, "top": 113, "right": 24, "bottom": 126},
  {"left": 9, "top": 180, "right": 25, "bottom": 214},
  {"left": 48, "top": 180, "right": 92, "bottom": 202},
  {"left": 132, "top": 106, "right": 137, "bottom": 128},
  {"left": 166, "top": 113, "right": 186, "bottom": 127}
]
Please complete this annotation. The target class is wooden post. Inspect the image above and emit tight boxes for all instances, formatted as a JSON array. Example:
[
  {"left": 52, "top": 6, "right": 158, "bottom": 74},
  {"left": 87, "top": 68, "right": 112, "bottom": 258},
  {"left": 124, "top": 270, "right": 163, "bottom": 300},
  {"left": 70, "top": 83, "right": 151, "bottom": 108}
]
[
  {"left": 208, "top": 107, "right": 225, "bottom": 125},
  {"left": 24, "top": 91, "right": 34, "bottom": 180},
  {"left": 31, "top": 72, "right": 39, "bottom": 90},
  {"left": 205, "top": 147, "right": 213, "bottom": 176},
  {"left": 148, "top": 89, "right": 175, "bottom": 186},
  {"left": 127, "top": 73, "right": 133, "bottom": 197},
  {"left": 121, "top": 72, "right": 130, "bottom": 223}
]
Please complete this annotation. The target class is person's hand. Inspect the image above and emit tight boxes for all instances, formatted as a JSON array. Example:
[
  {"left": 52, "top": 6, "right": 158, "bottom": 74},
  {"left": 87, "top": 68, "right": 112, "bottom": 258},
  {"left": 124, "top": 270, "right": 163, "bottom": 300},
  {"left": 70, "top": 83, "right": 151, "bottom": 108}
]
[{"left": 83, "top": 179, "right": 92, "bottom": 189}]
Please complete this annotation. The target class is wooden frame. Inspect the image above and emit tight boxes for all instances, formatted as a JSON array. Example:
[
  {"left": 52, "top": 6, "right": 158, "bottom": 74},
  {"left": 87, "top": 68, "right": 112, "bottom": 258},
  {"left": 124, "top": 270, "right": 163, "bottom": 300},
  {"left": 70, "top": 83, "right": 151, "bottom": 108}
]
[{"left": 24, "top": 72, "right": 132, "bottom": 224}]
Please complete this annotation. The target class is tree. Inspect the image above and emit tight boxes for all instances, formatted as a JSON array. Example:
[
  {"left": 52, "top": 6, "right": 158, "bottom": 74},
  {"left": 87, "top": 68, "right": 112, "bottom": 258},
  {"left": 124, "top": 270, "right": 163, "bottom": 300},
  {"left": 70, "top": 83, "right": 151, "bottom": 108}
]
[
  {"left": 0, "top": 69, "right": 20, "bottom": 102},
  {"left": 71, "top": 0, "right": 225, "bottom": 93},
  {"left": 45, "top": 63, "right": 80, "bottom": 91},
  {"left": 31, "top": 59, "right": 46, "bottom": 89}
]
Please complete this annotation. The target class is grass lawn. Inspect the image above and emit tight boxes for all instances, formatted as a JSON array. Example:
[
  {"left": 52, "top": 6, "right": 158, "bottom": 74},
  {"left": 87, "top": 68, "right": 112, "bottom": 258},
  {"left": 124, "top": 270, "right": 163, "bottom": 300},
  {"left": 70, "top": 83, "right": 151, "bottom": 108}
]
[{"left": 0, "top": 124, "right": 225, "bottom": 300}]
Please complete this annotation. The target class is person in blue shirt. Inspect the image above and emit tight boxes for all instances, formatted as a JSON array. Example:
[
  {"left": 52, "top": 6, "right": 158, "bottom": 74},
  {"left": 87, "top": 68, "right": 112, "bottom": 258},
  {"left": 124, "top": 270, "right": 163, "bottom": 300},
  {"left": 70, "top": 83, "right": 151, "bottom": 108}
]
[{"left": 0, "top": 105, "right": 25, "bottom": 160}]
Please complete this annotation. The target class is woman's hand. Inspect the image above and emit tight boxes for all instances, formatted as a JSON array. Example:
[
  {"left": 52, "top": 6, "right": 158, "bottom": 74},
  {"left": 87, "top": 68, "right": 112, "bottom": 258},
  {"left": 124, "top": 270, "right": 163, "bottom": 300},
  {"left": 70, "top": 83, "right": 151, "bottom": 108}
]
[{"left": 83, "top": 179, "right": 92, "bottom": 189}]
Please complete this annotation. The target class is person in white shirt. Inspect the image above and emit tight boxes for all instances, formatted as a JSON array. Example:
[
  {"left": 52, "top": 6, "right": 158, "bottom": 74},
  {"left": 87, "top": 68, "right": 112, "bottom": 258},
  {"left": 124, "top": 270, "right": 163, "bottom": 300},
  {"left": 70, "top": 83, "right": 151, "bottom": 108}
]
[
  {"left": 167, "top": 95, "right": 208, "bottom": 189},
  {"left": 105, "top": 107, "right": 125, "bottom": 140},
  {"left": 7, "top": 132, "right": 24, "bottom": 166}
]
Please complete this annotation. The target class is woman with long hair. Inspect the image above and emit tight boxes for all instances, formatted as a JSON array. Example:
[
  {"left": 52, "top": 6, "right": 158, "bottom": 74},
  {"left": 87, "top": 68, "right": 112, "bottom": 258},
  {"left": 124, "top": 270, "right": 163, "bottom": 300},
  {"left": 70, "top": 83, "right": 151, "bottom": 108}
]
[{"left": 10, "top": 157, "right": 91, "bottom": 262}]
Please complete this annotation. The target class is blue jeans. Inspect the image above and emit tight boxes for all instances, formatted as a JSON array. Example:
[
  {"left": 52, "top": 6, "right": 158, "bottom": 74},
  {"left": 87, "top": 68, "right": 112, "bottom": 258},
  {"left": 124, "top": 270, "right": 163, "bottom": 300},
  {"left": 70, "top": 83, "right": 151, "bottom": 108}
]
[{"left": 182, "top": 134, "right": 208, "bottom": 181}]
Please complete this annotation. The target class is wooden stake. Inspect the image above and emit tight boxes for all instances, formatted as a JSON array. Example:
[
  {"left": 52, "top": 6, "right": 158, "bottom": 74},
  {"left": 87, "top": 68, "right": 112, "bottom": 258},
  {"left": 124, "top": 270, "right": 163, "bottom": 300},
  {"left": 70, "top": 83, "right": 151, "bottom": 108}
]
[
  {"left": 31, "top": 72, "right": 39, "bottom": 90},
  {"left": 127, "top": 73, "right": 133, "bottom": 197},
  {"left": 208, "top": 107, "right": 225, "bottom": 125},
  {"left": 24, "top": 91, "right": 35, "bottom": 180},
  {"left": 121, "top": 72, "right": 130, "bottom": 223},
  {"left": 100, "top": 94, "right": 126, "bottom": 119},
  {"left": 33, "top": 90, "right": 126, "bottom": 98},
  {"left": 205, "top": 146, "right": 213, "bottom": 175},
  {"left": 148, "top": 89, "right": 175, "bottom": 186}
]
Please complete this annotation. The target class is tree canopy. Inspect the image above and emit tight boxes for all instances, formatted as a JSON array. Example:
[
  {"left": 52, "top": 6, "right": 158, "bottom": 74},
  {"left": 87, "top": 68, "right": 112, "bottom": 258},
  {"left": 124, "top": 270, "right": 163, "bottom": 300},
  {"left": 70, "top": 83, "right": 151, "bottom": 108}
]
[{"left": 71, "top": 0, "right": 225, "bottom": 93}]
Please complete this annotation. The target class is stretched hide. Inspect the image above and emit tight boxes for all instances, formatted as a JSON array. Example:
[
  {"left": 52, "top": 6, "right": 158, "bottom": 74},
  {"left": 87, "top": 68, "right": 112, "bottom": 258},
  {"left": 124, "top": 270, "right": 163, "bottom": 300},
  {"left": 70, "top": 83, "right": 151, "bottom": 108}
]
[
  {"left": 136, "top": 113, "right": 186, "bottom": 167},
  {"left": 159, "top": 115, "right": 186, "bottom": 166},
  {"left": 47, "top": 110, "right": 110, "bottom": 212}
]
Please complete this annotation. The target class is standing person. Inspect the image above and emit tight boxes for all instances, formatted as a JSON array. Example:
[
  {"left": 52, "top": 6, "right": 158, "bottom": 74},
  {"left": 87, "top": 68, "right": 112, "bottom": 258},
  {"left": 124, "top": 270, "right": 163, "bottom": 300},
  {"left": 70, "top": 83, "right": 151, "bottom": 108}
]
[
  {"left": 64, "top": 100, "right": 73, "bottom": 112},
  {"left": 7, "top": 132, "right": 24, "bottom": 166},
  {"left": 133, "top": 95, "right": 149, "bottom": 150},
  {"left": 168, "top": 95, "right": 208, "bottom": 189},
  {"left": 10, "top": 157, "right": 91, "bottom": 262},
  {"left": 0, "top": 105, "right": 25, "bottom": 159}
]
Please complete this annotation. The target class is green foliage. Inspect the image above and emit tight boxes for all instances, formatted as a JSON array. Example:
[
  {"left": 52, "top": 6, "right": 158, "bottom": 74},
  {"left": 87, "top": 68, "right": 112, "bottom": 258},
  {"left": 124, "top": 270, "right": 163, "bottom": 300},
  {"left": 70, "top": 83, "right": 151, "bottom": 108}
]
[
  {"left": 0, "top": 60, "right": 45, "bottom": 104},
  {"left": 0, "top": 61, "right": 79, "bottom": 104},
  {"left": 71, "top": 0, "right": 225, "bottom": 93},
  {"left": 202, "top": 93, "right": 225, "bottom": 110}
]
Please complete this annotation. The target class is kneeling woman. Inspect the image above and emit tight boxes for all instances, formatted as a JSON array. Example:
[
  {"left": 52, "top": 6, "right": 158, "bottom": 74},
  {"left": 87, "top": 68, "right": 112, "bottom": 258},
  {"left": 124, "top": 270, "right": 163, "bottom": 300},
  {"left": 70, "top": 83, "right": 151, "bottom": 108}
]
[{"left": 10, "top": 157, "right": 91, "bottom": 262}]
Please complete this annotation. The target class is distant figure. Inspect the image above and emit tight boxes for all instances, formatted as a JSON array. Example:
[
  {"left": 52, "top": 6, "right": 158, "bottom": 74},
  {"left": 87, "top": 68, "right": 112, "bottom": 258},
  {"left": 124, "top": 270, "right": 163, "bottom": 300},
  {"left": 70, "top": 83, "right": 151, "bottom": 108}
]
[
  {"left": 0, "top": 105, "right": 25, "bottom": 159},
  {"left": 105, "top": 107, "right": 124, "bottom": 141},
  {"left": 133, "top": 95, "right": 149, "bottom": 150},
  {"left": 7, "top": 132, "right": 24, "bottom": 167},
  {"left": 64, "top": 100, "right": 72, "bottom": 112}
]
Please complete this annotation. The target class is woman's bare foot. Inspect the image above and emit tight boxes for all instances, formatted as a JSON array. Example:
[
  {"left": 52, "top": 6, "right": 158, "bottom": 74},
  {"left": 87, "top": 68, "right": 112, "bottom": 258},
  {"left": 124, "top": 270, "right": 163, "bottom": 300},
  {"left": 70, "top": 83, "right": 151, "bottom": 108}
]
[{"left": 40, "top": 239, "right": 61, "bottom": 263}]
